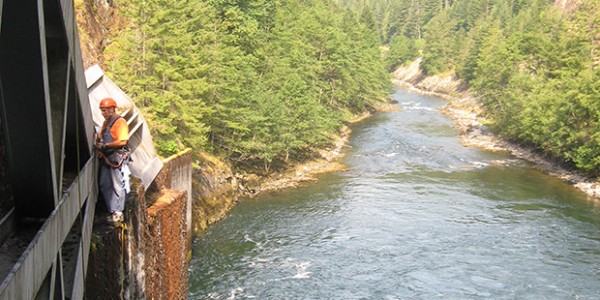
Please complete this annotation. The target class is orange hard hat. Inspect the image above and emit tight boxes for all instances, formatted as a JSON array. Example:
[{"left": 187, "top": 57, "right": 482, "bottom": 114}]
[{"left": 99, "top": 97, "right": 117, "bottom": 109}]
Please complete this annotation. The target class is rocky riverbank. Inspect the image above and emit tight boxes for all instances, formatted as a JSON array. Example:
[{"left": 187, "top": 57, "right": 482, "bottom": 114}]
[
  {"left": 237, "top": 131, "right": 349, "bottom": 196},
  {"left": 239, "top": 101, "right": 400, "bottom": 196},
  {"left": 191, "top": 101, "right": 399, "bottom": 235},
  {"left": 392, "top": 59, "right": 600, "bottom": 200}
]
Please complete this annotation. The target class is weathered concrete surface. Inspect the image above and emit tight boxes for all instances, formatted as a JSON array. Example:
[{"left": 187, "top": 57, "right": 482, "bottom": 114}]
[
  {"left": 150, "top": 149, "right": 193, "bottom": 255},
  {"left": 85, "top": 225, "right": 127, "bottom": 299},
  {"left": 85, "top": 179, "right": 147, "bottom": 299},
  {"left": 145, "top": 189, "right": 187, "bottom": 300},
  {"left": 86, "top": 150, "right": 192, "bottom": 299},
  {"left": 86, "top": 184, "right": 189, "bottom": 300}
]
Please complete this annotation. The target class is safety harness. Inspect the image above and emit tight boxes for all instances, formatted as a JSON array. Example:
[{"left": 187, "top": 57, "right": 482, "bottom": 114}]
[{"left": 98, "top": 115, "right": 130, "bottom": 169}]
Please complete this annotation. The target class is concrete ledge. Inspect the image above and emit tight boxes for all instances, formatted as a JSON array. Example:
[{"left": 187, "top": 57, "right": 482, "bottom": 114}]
[{"left": 145, "top": 189, "right": 188, "bottom": 300}]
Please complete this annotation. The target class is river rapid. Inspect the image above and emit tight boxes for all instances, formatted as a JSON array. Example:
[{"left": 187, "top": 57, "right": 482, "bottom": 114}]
[{"left": 188, "top": 89, "right": 600, "bottom": 299}]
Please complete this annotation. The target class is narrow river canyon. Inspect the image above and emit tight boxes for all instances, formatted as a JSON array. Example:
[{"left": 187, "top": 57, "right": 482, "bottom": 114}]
[{"left": 188, "top": 89, "right": 600, "bottom": 299}]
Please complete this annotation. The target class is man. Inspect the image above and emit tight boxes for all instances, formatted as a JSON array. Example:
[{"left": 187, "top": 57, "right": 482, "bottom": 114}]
[{"left": 96, "top": 97, "right": 130, "bottom": 223}]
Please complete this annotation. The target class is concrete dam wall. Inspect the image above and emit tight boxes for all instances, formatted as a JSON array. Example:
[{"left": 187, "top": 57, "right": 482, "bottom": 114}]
[{"left": 86, "top": 150, "right": 193, "bottom": 299}]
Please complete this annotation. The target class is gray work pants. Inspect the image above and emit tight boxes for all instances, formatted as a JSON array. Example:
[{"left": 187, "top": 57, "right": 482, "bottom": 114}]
[{"left": 99, "top": 161, "right": 131, "bottom": 213}]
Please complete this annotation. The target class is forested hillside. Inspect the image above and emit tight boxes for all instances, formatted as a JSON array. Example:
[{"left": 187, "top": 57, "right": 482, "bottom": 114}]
[
  {"left": 99, "top": 0, "right": 599, "bottom": 177},
  {"left": 102, "top": 0, "right": 391, "bottom": 172},
  {"left": 363, "top": 0, "right": 599, "bottom": 176}
]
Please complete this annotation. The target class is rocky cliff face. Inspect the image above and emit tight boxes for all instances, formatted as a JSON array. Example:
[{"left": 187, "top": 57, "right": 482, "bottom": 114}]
[
  {"left": 392, "top": 58, "right": 468, "bottom": 96},
  {"left": 191, "top": 152, "right": 239, "bottom": 234},
  {"left": 75, "top": 0, "right": 122, "bottom": 69}
]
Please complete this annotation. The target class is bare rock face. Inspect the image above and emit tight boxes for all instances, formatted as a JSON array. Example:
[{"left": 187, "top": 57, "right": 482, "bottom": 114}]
[
  {"left": 392, "top": 58, "right": 423, "bottom": 83},
  {"left": 191, "top": 152, "right": 239, "bottom": 234},
  {"left": 392, "top": 57, "right": 467, "bottom": 95},
  {"left": 75, "top": 0, "right": 123, "bottom": 68}
]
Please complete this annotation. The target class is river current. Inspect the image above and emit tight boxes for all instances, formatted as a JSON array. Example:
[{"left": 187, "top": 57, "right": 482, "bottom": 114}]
[{"left": 188, "top": 89, "right": 600, "bottom": 299}]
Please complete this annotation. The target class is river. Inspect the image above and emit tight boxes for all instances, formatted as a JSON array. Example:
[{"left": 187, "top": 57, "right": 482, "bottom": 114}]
[{"left": 188, "top": 89, "right": 600, "bottom": 299}]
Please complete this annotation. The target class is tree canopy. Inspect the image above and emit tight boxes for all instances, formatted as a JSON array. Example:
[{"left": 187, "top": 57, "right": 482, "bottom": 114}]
[
  {"left": 372, "top": 0, "right": 600, "bottom": 176},
  {"left": 105, "top": 0, "right": 391, "bottom": 172},
  {"left": 105, "top": 0, "right": 600, "bottom": 176}
]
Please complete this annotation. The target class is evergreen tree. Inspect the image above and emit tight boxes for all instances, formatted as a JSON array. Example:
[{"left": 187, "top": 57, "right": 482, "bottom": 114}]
[
  {"left": 384, "top": 33, "right": 417, "bottom": 71},
  {"left": 421, "top": 11, "right": 456, "bottom": 74},
  {"left": 104, "top": 0, "right": 391, "bottom": 170}
]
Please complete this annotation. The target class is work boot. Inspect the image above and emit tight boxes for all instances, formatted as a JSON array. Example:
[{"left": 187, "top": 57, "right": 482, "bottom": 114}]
[{"left": 107, "top": 211, "right": 124, "bottom": 223}]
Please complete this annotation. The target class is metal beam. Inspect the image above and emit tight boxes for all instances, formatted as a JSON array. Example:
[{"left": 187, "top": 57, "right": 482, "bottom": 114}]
[
  {"left": 70, "top": 182, "right": 96, "bottom": 300},
  {"left": 38, "top": 0, "right": 60, "bottom": 205},
  {"left": 0, "top": 0, "right": 98, "bottom": 298},
  {"left": 0, "top": 160, "right": 95, "bottom": 300},
  {"left": 0, "top": 0, "right": 55, "bottom": 217}
]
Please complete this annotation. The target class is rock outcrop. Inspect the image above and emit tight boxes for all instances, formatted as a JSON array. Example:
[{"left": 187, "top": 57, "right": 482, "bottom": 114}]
[
  {"left": 191, "top": 152, "right": 239, "bottom": 234},
  {"left": 75, "top": 0, "right": 123, "bottom": 69}
]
